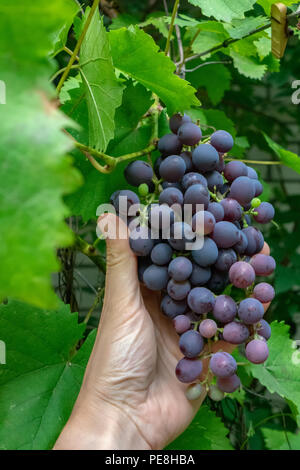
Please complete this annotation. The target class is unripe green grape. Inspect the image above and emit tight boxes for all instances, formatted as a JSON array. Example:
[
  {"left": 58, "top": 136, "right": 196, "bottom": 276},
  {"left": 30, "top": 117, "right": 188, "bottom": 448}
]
[
  {"left": 208, "top": 384, "right": 225, "bottom": 402},
  {"left": 138, "top": 183, "right": 149, "bottom": 197},
  {"left": 186, "top": 383, "right": 203, "bottom": 401},
  {"left": 251, "top": 197, "right": 261, "bottom": 208}
]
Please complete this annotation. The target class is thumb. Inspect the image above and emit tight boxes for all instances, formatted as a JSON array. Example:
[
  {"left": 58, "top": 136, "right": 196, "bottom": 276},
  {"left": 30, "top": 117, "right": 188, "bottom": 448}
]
[{"left": 97, "top": 213, "right": 141, "bottom": 315}]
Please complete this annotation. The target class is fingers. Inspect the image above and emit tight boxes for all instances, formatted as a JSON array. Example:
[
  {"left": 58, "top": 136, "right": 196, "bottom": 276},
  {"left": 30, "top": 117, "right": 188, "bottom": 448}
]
[{"left": 259, "top": 242, "right": 270, "bottom": 255}]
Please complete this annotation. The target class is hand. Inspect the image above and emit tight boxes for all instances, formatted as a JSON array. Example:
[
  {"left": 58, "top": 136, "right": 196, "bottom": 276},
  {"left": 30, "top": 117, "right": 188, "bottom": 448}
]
[{"left": 54, "top": 214, "right": 270, "bottom": 450}]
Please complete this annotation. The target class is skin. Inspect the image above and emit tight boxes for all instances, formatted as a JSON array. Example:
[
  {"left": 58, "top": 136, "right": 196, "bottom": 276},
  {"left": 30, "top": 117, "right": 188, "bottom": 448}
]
[{"left": 54, "top": 214, "right": 270, "bottom": 450}]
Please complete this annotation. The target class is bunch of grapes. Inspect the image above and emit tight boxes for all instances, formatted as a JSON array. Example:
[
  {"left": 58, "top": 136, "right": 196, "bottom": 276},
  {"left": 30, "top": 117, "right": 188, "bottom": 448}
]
[{"left": 109, "top": 113, "right": 276, "bottom": 402}]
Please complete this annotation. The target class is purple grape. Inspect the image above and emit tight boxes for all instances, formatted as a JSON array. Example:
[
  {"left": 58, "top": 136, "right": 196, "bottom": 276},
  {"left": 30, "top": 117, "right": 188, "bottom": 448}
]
[
  {"left": 186, "top": 383, "right": 203, "bottom": 400},
  {"left": 138, "top": 256, "right": 151, "bottom": 282},
  {"left": 129, "top": 226, "right": 154, "bottom": 256},
  {"left": 173, "top": 315, "right": 191, "bottom": 334},
  {"left": 113, "top": 189, "right": 140, "bottom": 216},
  {"left": 180, "top": 151, "right": 194, "bottom": 172},
  {"left": 257, "top": 319, "right": 271, "bottom": 340},
  {"left": 159, "top": 155, "right": 186, "bottom": 182},
  {"left": 192, "top": 144, "right": 219, "bottom": 173},
  {"left": 243, "top": 227, "right": 264, "bottom": 256},
  {"left": 233, "top": 231, "right": 248, "bottom": 255},
  {"left": 238, "top": 298, "right": 264, "bottom": 324},
  {"left": 253, "top": 283, "right": 275, "bottom": 303},
  {"left": 148, "top": 204, "right": 175, "bottom": 231},
  {"left": 210, "top": 130, "right": 234, "bottom": 153},
  {"left": 230, "top": 176, "right": 256, "bottom": 206},
  {"left": 220, "top": 198, "right": 242, "bottom": 222},
  {"left": 245, "top": 339, "right": 269, "bottom": 364},
  {"left": 223, "top": 321, "right": 250, "bottom": 344},
  {"left": 205, "top": 170, "right": 224, "bottom": 191},
  {"left": 179, "top": 330, "right": 204, "bottom": 358},
  {"left": 187, "top": 287, "right": 215, "bottom": 314},
  {"left": 212, "top": 221, "right": 241, "bottom": 248},
  {"left": 190, "top": 264, "right": 211, "bottom": 286},
  {"left": 124, "top": 160, "right": 153, "bottom": 187},
  {"left": 199, "top": 319, "right": 217, "bottom": 338},
  {"left": 167, "top": 278, "right": 191, "bottom": 300},
  {"left": 158, "top": 133, "right": 182, "bottom": 156},
  {"left": 229, "top": 261, "right": 256, "bottom": 288},
  {"left": 247, "top": 166, "right": 258, "bottom": 180},
  {"left": 210, "top": 352, "right": 237, "bottom": 378},
  {"left": 192, "top": 211, "right": 216, "bottom": 236},
  {"left": 216, "top": 154, "right": 225, "bottom": 173},
  {"left": 182, "top": 172, "right": 208, "bottom": 190},
  {"left": 250, "top": 254, "right": 276, "bottom": 276},
  {"left": 178, "top": 122, "right": 202, "bottom": 146},
  {"left": 224, "top": 161, "right": 248, "bottom": 182},
  {"left": 183, "top": 183, "right": 209, "bottom": 212},
  {"left": 161, "top": 295, "right": 187, "bottom": 318},
  {"left": 169, "top": 113, "right": 192, "bottom": 134},
  {"left": 151, "top": 243, "right": 173, "bottom": 265},
  {"left": 168, "top": 257, "right": 193, "bottom": 281},
  {"left": 191, "top": 237, "right": 218, "bottom": 267},
  {"left": 175, "top": 357, "right": 203, "bottom": 383},
  {"left": 217, "top": 374, "right": 241, "bottom": 393},
  {"left": 207, "top": 202, "right": 224, "bottom": 222},
  {"left": 154, "top": 156, "right": 163, "bottom": 177},
  {"left": 159, "top": 187, "right": 184, "bottom": 207},
  {"left": 254, "top": 180, "right": 263, "bottom": 197},
  {"left": 207, "top": 269, "right": 229, "bottom": 293},
  {"left": 169, "top": 222, "right": 195, "bottom": 251},
  {"left": 162, "top": 181, "right": 183, "bottom": 191},
  {"left": 213, "top": 295, "right": 237, "bottom": 323},
  {"left": 215, "top": 248, "right": 237, "bottom": 272},
  {"left": 253, "top": 202, "right": 275, "bottom": 224},
  {"left": 143, "top": 265, "right": 169, "bottom": 291}
]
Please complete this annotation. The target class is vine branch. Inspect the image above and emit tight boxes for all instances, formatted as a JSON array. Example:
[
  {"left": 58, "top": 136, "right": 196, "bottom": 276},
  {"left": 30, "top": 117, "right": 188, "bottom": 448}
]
[
  {"left": 165, "top": 0, "right": 180, "bottom": 56},
  {"left": 74, "top": 235, "right": 106, "bottom": 273}
]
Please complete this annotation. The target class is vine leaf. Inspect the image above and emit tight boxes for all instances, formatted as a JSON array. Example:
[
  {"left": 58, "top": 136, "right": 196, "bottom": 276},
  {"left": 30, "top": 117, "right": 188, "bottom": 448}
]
[
  {"left": 257, "top": 0, "right": 296, "bottom": 15},
  {"left": 188, "top": 0, "right": 256, "bottom": 23},
  {"left": 109, "top": 26, "right": 200, "bottom": 114},
  {"left": 80, "top": 11, "right": 123, "bottom": 152},
  {"left": 0, "top": 299, "right": 96, "bottom": 450},
  {"left": 263, "top": 133, "right": 300, "bottom": 175},
  {"left": 262, "top": 428, "right": 300, "bottom": 450},
  {"left": 0, "top": 0, "right": 82, "bottom": 308}
]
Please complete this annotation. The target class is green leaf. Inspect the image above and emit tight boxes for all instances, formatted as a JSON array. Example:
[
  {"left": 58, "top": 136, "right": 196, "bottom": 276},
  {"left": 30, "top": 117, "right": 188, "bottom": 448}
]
[
  {"left": 51, "top": 0, "right": 80, "bottom": 55},
  {"left": 262, "top": 428, "right": 300, "bottom": 450},
  {"left": 109, "top": 26, "right": 200, "bottom": 114},
  {"left": 110, "top": 13, "right": 139, "bottom": 30},
  {"left": 0, "top": 299, "right": 96, "bottom": 450},
  {"left": 249, "top": 321, "right": 300, "bottom": 416},
  {"left": 188, "top": 63, "right": 231, "bottom": 105},
  {"left": 190, "top": 21, "right": 229, "bottom": 56},
  {"left": 0, "top": 0, "right": 82, "bottom": 308},
  {"left": 257, "top": 0, "right": 297, "bottom": 15},
  {"left": 80, "top": 12, "right": 123, "bottom": 152},
  {"left": 167, "top": 405, "right": 233, "bottom": 450},
  {"left": 254, "top": 36, "right": 271, "bottom": 60},
  {"left": 229, "top": 49, "right": 267, "bottom": 79},
  {"left": 224, "top": 16, "right": 269, "bottom": 39},
  {"left": 202, "top": 109, "right": 236, "bottom": 137},
  {"left": 188, "top": 0, "right": 256, "bottom": 22},
  {"left": 263, "top": 133, "right": 300, "bottom": 175}
]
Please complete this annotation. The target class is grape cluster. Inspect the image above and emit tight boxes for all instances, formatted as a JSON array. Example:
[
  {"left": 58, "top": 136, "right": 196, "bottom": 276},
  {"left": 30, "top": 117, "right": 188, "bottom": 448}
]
[{"left": 109, "top": 113, "right": 276, "bottom": 401}]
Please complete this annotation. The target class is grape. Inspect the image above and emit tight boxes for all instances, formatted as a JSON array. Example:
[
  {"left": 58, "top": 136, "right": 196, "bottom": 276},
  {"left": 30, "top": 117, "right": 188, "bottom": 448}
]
[
  {"left": 159, "top": 155, "right": 186, "bottom": 182},
  {"left": 138, "top": 257, "right": 151, "bottom": 282},
  {"left": 213, "top": 295, "right": 237, "bottom": 323},
  {"left": 210, "top": 130, "right": 234, "bottom": 153},
  {"left": 206, "top": 205, "right": 222, "bottom": 227},
  {"left": 178, "top": 122, "right": 202, "bottom": 146},
  {"left": 208, "top": 385, "right": 224, "bottom": 401},
  {"left": 229, "top": 176, "right": 256, "bottom": 206},
  {"left": 182, "top": 172, "right": 207, "bottom": 190},
  {"left": 192, "top": 144, "right": 219, "bottom": 173},
  {"left": 168, "top": 256, "right": 193, "bottom": 281},
  {"left": 191, "top": 237, "right": 218, "bottom": 267},
  {"left": 212, "top": 221, "right": 241, "bottom": 248},
  {"left": 250, "top": 254, "right": 276, "bottom": 276},
  {"left": 143, "top": 265, "right": 169, "bottom": 291},
  {"left": 110, "top": 190, "right": 120, "bottom": 206},
  {"left": 169, "top": 222, "right": 195, "bottom": 251},
  {"left": 169, "top": 113, "right": 192, "bottom": 134},
  {"left": 217, "top": 374, "right": 240, "bottom": 393},
  {"left": 192, "top": 210, "right": 216, "bottom": 236},
  {"left": 183, "top": 183, "right": 209, "bottom": 212},
  {"left": 216, "top": 154, "right": 225, "bottom": 173},
  {"left": 161, "top": 295, "right": 187, "bottom": 318},
  {"left": 254, "top": 180, "right": 263, "bottom": 197},
  {"left": 253, "top": 202, "right": 275, "bottom": 224},
  {"left": 162, "top": 182, "right": 184, "bottom": 192},
  {"left": 207, "top": 269, "right": 229, "bottom": 293},
  {"left": 247, "top": 166, "right": 258, "bottom": 180},
  {"left": 148, "top": 204, "right": 175, "bottom": 232},
  {"left": 175, "top": 358, "right": 203, "bottom": 383},
  {"left": 138, "top": 183, "right": 149, "bottom": 197},
  {"left": 151, "top": 243, "right": 173, "bottom": 265},
  {"left": 220, "top": 198, "right": 242, "bottom": 222},
  {"left": 215, "top": 249, "right": 237, "bottom": 272},
  {"left": 187, "top": 287, "right": 216, "bottom": 314},
  {"left": 223, "top": 321, "right": 249, "bottom": 344},
  {"left": 251, "top": 197, "right": 261, "bottom": 209},
  {"left": 179, "top": 330, "right": 204, "bottom": 358},
  {"left": 257, "top": 319, "right": 272, "bottom": 340},
  {"left": 129, "top": 226, "right": 154, "bottom": 256},
  {"left": 199, "top": 319, "right": 217, "bottom": 338},
  {"left": 243, "top": 226, "right": 264, "bottom": 256},
  {"left": 180, "top": 151, "right": 194, "bottom": 172},
  {"left": 159, "top": 187, "right": 184, "bottom": 207},
  {"left": 173, "top": 315, "right": 191, "bottom": 334},
  {"left": 205, "top": 170, "right": 224, "bottom": 191},
  {"left": 113, "top": 189, "right": 140, "bottom": 216},
  {"left": 167, "top": 278, "right": 191, "bottom": 300},
  {"left": 124, "top": 160, "right": 153, "bottom": 187},
  {"left": 238, "top": 298, "right": 264, "bottom": 324},
  {"left": 233, "top": 231, "right": 248, "bottom": 255},
  {"left": 224, "top": 161, "right": 248, "bottom": 182},
  {"left": 154, "top": 156, "right": 163, "bottom": 177},
  {"left": 253, "top": 282, "right": 275, "bottom": 303},
  {"left": 190, "top": 264, "right": 211, "bottom": 286},
  {"left": 186, "top": 383, "right": 203, "bottom": 401},
  {"left": 158, "top": 133, "right": 182, "bottom": 156},
  {"left": 229, "top": 261, "right": 256, "bottom": 288},
  {"left": 245, "top": 339, "right": 269, "bottom": 364},
  {"left": 219, "top": 182, "right": 230, "bottom": 195},
  {"left": 210, "top": 352, "right": 237, "bottom": 378}
]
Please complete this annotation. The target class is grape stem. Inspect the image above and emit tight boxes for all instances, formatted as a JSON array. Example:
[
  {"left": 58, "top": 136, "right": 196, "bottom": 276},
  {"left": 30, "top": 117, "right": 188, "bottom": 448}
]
[
  {"left": 225, "top": 157, "right": 282, "bottom": 166},
  {"left": 74, "top": 235, "right": 106, "bottom": 273},
  {"left": 165, "top": 0, "right": 180, "bottom": 56}
]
